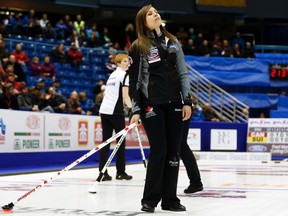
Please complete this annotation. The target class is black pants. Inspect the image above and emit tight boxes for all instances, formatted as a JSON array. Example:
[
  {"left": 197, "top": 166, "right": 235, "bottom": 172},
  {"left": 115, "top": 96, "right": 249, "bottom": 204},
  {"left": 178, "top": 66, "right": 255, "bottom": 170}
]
[
  {"left": 140, "top": 102, "right": 183, "bottom": 207},
  {"left": 99, "top": 114, "right": 126, "bottom": 174},
  {"left": 180, "top": 118, "right": 203, "bottom": 187}
]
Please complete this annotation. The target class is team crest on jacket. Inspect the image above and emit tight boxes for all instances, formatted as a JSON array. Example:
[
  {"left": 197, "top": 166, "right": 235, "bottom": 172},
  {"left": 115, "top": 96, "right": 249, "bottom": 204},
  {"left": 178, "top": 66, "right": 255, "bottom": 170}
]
[
  {"left": 147, "top": 47, "right": 161, "bottom": 63},
  {"left": 145, "top": 106, "right": 156, "bottom": 118}
]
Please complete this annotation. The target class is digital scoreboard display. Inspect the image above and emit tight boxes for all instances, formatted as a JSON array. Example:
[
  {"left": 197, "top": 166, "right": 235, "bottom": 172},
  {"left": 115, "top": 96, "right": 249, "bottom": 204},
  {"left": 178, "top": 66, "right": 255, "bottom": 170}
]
[{"left": 269, "top": 64, "right": 288, "bottom": 80}]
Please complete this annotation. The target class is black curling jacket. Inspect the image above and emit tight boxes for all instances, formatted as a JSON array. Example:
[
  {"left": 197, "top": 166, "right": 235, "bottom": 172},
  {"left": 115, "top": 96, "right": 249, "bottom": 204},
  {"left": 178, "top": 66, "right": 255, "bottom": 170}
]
[{"left": 128, "top": 30, "right": 192, "bottom": 115}]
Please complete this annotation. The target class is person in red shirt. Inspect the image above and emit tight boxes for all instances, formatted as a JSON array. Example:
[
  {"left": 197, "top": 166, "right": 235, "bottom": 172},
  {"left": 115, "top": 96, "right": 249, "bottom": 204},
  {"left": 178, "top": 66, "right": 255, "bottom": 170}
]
[
  {"left": 66, "top": 42, "right": 83, "bottom": 67},
  {"left": 10, "top": 43, "right": 30, "bottom": 65},
  {"left": 3, "top": 72, "right": 22, "bottom": 95}
]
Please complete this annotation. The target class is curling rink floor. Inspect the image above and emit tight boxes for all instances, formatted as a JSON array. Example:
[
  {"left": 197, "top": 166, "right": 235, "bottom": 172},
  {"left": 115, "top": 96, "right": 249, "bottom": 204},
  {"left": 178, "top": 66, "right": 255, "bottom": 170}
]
[{"left": 1, "top": 157, "right": 288, "bottom": 216}]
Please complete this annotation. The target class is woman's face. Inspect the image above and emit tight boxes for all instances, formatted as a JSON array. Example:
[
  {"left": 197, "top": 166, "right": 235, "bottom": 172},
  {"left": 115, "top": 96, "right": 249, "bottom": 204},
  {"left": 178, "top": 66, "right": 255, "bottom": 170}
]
[
  {"left": 118, "top": 57, "right": 130, "bottom": 71},
  {"left": 145, "top": 7, "right": 161, "bottom": 31}
]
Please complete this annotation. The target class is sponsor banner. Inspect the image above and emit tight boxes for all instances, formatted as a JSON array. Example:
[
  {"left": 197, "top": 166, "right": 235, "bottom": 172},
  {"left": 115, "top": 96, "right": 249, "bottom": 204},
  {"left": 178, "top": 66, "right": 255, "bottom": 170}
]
[
  {"left": 197, "top": 152, "right": 271, "bottom": 162},
  {"left": 0, "top": 110, "right": 149, "bottom": 153},
  {"left": 0, "top": 110, "right": 44, "bottom": 152},
  {"left": 210, "top": 129, "right": 237, "bottom": 150},
  {"left": 45, "top": 113, "right": 95, "bottom": 151},
  {"left": 247, "top": 118, "right": 288, "bottom": 156},
  {"left": 187, "top": 128, "right": 201, "bottom": 151}
]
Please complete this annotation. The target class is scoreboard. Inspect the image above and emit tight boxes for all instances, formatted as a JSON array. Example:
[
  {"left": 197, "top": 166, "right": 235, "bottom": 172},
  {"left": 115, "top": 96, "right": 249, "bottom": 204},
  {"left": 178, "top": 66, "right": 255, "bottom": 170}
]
[{"left": 247, "top": 118, "right": 288, "bottom": 157}]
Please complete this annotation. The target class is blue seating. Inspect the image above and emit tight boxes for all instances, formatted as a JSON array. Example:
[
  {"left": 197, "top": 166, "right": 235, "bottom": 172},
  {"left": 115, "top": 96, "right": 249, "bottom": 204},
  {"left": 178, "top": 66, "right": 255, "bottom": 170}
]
[
  {"left": 4, "top": 36, "right": 111, "bottom": 101},
  {"left": 270, "top": 110, "right": 288, "bottom": 118},
  {"left": 277, "top": 96, "right": 288, "bottom": 110}
]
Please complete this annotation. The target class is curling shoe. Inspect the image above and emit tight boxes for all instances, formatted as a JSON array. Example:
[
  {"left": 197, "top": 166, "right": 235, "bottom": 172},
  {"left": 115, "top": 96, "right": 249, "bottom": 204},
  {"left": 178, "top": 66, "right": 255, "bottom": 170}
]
[
  {"left": 184, "top": 185, "right": 203, "bottom": 194},
  {"left": 162, "top": 203, "right": 186, "bottom": 212},
  {"left": 141, "top": 204, "right": 155, "bottom": 213},
  {"left": 116, "top": 172, "right": 132, "bottom": 180},
  {"left": 100, "top": 173, "right": 112, "bottom": 181}
]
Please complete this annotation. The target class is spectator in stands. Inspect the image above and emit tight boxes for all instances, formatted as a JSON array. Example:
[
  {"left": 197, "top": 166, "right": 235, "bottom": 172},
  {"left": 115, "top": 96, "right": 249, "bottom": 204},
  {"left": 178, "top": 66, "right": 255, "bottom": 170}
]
[
  {"left": 66, "top": 42, "right": 83, "bottom": 67},
  {"left": 68, "top": 90, "right": 85, "bottom": 114},
  {"left": 243, "top": 42, "right": 255, "bottom": 59},
  {"left": 29, "top": 86, "right": 54, "bottom": 113},
  {"left": 41, "top": 55, "right": 57, "bottom": 78},
  {"left": 11, "top": 43, "right": 30, "bottom": 65},
  {"left": 191, "top": 103, "right": 205, "bottom": 121},
  {"left": 45, "top": 86, "right": 71, "bottom": 113},
  {"left": 92, "top": 78, "right": 105, "bottom": 96},
  {"left": 78, "top": 91, "right": 92, "bottom": 113},
  {"left": 2, "top": 14, "right": 16, "bottom": 32},
  {"left": 4, "top": 55, "right": 26, "bottom": 82},
  {"left": 96, "top": 84, "right": 105, "bottom": 104},
  {"left": 79, "top": 25, "right": 87, "bottom": 44},
  {"left": 22, "top": 9, "right": 37, "bottom": 36},
  {"left": 0, "top": 83, "right": 19, "bottom": 110},
  {"left": 231, "top": 32, "right": 245, "bottom": 53},
  {"left": 36, "top": 78, "right": 45, "bottom": 93},
  {"left": 239, "top": 107, "right": 249, "bottom": 122},
  {"left": 188, "top": 27, "right": 196, "bottom": 41},
  {"left": 105, "top": 54, "right": 116, "bottom": 75},
  {"left": 22, "top": 9, "right": 37, "bottom": 26},
  {"left": 202, "top": 103, "right": 221, "bottom": 122},
  {"left": 63, "top": 15, "right": 71, "bottom": 28},
  {"left": 210, "top": 33, "right": 222, "bottom": 56},
  {"left": 101, "top": 27, "right": 112, "bottom": 47},
  {"left": 259, "top": 111, "right": 266, "bottom": 118},
  {"left": 197, "top": 39, "right": 211, "bottom": 57},
  {"left": 232, "top": 43, "right": 243, "bottom": 58},
  {"left": 0, "top": 61, "right": 5, "bottom": 81},
  {"left": 87, "top": 31, "right": 102, "bottom": 48},
  {"left": 73, "top": 14, "right": 85, "bottom": 34},
  {"left": 30, "top": 56, "right": 42, "bottom": 76},
  {"left": 176, "top": 27, "right": 189, "bottom": 44},
  {"left": 69, "top": 30, "right": 84, "bottom": 48},
  {"left": 30, "top": 20, "right": 43, "bottom": 38},
  {"left": 17, "top": 84, "right": 33, "bottom": 111},
  {"left": 55, "top": 18, "right": 67, "bottom": 39},
  {"left": 10, "top": 13, "right": 23, "bottom": 36},
  {"left": 183, "top": 39, "right": 197, "bottom": 56},
  {"left": 3, "top": 71, "right": 22, "bottom": 94},
  {"left": 42, "top": 21, "right": 56, "bottom": 39},
  {"left": 0, "top": 39, "right": 9, "bottom": 63},
  {"left": 109, "top": 42, "right": 122, "bottom": 52},
  {"left": 40, "top": 13, "right": 49, "bottom": 28},
  {"left": 86, "top": 103, "right": 100, "bottom": 116},
  {"left": 124, "top": 23, "right": 136, "bottom": 51},
  {"left": 50, "top": 43, "right": 67, "bottom": 63},
  {"left": 221, "top": 40, "right": 233, "bottom": 57},
  {"left": 63, "top": 15, "right": 73, "bottom": 38},
  {"left": 52, "top": 79, "right": 62, "bottom": 95},
  {"left": 86, "top": 23, "right": 100, "bottom": 39},
  {"left": 194, "top": 32, "right": 204, "bottom": 47}
]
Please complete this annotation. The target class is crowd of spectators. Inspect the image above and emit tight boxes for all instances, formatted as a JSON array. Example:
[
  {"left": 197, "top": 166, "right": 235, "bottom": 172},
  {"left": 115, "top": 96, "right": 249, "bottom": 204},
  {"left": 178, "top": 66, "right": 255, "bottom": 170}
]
[
  {"left": 0, "top": 9, "right": 127, "bottom": 50},
  {"left": 179, "top": 28, "right": 255, "bottom": 58},
  {"left": 0, "top": 74, "right": 101, "bottom": 116}
]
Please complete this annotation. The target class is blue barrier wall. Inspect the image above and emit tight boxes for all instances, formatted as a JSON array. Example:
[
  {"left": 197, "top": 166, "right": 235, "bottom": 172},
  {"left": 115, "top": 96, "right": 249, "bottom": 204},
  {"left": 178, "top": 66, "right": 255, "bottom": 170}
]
[{"left": 0, "top": 149, "right": 149, "bottom": 175}]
